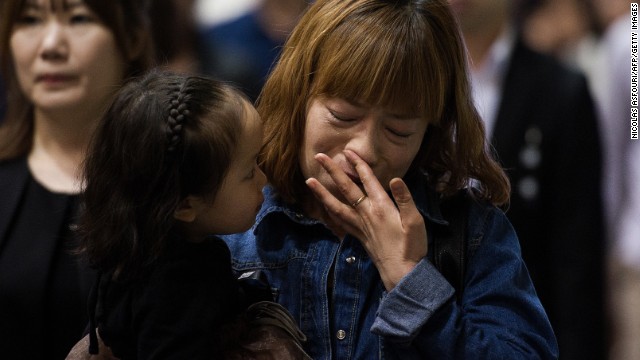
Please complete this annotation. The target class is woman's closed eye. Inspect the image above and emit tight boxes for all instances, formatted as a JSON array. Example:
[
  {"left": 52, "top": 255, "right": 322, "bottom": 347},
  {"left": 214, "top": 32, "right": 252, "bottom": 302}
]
[
  {"left": 386, "top": 127, "right": 413, "bottom": 138},
  {"left": 329, "top": 110, "right": 357, "bottom": 122}
]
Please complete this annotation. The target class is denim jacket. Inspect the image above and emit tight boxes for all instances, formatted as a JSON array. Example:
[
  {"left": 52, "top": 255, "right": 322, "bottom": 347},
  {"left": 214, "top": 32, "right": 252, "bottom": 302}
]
[{"left": 222, "top": 176, "right": 558, "bottom": 359}]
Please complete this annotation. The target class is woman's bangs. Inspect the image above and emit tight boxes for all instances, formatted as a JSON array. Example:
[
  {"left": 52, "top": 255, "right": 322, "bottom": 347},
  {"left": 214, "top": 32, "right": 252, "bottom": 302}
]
[{"left": 312, "top": 14, "right": 442, "bottom": 120}]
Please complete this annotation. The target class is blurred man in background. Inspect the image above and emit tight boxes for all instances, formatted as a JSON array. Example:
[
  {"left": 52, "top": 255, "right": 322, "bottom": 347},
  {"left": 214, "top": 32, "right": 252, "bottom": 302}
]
[
  {"left": 450, "top": 1, "right": 606, "bottom": 359},
  {"left": 199, "top": 0, "right": 309, "bottom": 101}
]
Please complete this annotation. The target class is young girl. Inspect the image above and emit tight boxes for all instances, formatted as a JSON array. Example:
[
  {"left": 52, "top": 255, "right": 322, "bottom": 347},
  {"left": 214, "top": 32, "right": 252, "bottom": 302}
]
[{"left": 75, "top": 69, "right": 306, "bottom": 359}]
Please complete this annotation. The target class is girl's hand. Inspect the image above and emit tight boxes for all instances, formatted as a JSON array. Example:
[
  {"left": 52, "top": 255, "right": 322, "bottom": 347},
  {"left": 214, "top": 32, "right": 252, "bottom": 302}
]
[{"left": 305, "top": 150, "right": 428, "bottom": 291}]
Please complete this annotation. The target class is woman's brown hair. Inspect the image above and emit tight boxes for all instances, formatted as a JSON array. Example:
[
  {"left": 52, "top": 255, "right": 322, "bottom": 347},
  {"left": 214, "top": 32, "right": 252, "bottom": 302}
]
[
  {"left": 258, "top": 0, "right": 510, "bottom": 206},
  {"left": 0, "top": 0, "right": 155, "bottom": 160}
]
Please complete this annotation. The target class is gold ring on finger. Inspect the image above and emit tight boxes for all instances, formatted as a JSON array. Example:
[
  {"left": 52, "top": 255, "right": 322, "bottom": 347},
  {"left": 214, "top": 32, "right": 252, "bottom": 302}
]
[{"left": 351, "top": 195, "right": 367, "bottom": 208}]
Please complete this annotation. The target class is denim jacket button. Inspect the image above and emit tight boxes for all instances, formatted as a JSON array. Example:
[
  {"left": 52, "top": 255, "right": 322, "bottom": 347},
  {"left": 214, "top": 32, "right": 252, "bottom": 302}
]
[
  {"left": 336, "top": 329, "right": 346, "bottom": 340},
  {"left": 346, "top": 256, "right": 356, "bottom": 264}
]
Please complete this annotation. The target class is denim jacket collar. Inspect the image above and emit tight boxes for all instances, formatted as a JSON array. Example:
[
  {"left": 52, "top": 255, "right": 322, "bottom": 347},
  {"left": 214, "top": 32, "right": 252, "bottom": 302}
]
[{"left": 253, "top": 171, "right": 449, "bottom": 233}]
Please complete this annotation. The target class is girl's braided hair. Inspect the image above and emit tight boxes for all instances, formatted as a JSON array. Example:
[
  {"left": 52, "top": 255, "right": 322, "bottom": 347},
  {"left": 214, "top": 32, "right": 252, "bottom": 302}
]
[
  {"left": 77, "top": 69, "right": 247, "bottom": 280},
  {"left": 166, "top": 84, "right": 191, "bottom": 154}
]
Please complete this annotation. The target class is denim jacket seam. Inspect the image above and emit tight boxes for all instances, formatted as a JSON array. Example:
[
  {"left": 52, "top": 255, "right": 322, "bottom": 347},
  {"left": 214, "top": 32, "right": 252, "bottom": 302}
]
[
  {"left": 346, "top": 257, "right": 361, "bottom": 359},
  {"left": 230, "top": 252, "right": 307, "bottom": 268},
  {"left": 467, "top": 202, "right": 494, "bottom": 260}
]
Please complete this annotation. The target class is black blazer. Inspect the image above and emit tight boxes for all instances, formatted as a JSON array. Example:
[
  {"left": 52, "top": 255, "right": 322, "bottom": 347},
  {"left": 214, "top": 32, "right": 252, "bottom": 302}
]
[
  {"left": 491, "top": 39, "right": 606, "bottom": 360},
  {"left": 0, "top": 158, "right": 28, "bottom": 246},
  {"left": 0, "top": 157, "right": 94, "bottom": 358}
]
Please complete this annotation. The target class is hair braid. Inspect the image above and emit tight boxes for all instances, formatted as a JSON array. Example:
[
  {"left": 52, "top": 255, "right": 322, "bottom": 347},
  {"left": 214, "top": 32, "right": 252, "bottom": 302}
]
[{"left": 166, "top": 84, "right": 191, "bottom": 153}]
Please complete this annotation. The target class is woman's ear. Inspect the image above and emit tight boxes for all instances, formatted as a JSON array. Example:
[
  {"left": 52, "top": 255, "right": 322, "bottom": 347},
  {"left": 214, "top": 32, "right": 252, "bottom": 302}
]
[{"left": 173, "top": 196, "right": 198, "bottom": 223}]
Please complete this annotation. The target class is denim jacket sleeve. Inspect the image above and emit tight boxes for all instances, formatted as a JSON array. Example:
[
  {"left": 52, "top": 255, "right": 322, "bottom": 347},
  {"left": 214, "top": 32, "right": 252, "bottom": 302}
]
[{"left": 371, "top": 201, "right": 559, "bottom": 359}]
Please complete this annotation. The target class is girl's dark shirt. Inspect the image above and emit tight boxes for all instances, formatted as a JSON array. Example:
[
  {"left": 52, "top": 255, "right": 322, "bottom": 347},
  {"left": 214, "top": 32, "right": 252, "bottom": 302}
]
[
  {"left": 95, "top": 236, "right": 245, "bottom": 359},
  {"left": 0, "top": 167, "right": 92, "bottom": 360}
]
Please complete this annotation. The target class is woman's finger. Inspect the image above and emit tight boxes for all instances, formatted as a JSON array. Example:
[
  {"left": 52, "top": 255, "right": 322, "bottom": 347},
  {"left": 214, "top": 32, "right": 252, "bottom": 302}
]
[
  {"left": 305, "top": 177, "right": 361, "bottom": 228},
  {"left": 313, "top": 153, "right": 366, "bottom": 206},
  {"left": 389, "top": 178, "right": 426, "bottom": 237},
  {"left": 343, "top": 150, "right": 387, "bottom": 204}
]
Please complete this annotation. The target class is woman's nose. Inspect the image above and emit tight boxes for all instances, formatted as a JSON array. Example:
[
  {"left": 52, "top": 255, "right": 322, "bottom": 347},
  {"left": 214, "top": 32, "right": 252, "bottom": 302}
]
[
  {"left": 40, "top": 21, "right": 68, "bottom": 61},
  {"left": 346, "top": 121, "right": 379, "bottom": 167}
]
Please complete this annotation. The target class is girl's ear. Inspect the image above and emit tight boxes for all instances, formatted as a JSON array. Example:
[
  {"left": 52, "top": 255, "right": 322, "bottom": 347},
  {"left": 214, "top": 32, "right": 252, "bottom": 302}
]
[{"left": 173, "top": 196, "right": 198, "bottom": 222}]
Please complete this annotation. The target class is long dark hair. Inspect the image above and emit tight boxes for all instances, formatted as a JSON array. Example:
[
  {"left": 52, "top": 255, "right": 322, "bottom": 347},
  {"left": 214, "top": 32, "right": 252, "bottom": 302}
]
[
  {"left": 0, "top": 0, "right": 155, "bottom": 160},
  {"left": 77, "top": 69, "right": 246, "bottom": 280}
]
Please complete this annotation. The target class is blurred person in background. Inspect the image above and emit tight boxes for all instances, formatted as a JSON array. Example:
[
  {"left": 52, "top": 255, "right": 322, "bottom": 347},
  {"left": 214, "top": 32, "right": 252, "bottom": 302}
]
[
  {"left": 520, "top": 0, "right": 597, "bottom": 62},
  {"left": 450, "top": 0, "right": 606, "bottom": 359},
  {"left": 589, "top": 1, "right": 640, "bottom": 359},
  {"left": 523, "top": 1, "right": 638, "bottom": 358},
  {"left": 150, "top": 0, "right": 203, "bottom": 74},
  {"left": 199, "top": 0, "right": 310, "bottom": 101},
  {"left": 610, "top": 139, "right": 640, "bottom": 360},
  {"left": 0, "top": 0, "right": 154, "bottom": 358}
]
